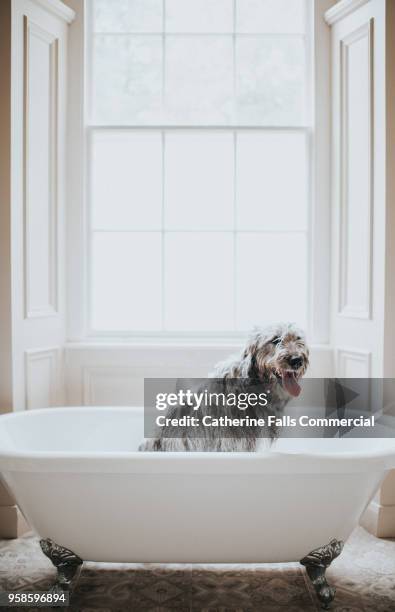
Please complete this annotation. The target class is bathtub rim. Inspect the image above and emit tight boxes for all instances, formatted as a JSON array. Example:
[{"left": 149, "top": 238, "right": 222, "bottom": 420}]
[{"left": 0, "top": 406, "right": 394, "bottom": 474}]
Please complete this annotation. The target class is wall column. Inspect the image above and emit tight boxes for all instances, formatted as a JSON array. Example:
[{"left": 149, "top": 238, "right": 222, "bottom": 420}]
[
  {"left": 326, "top": 0, "right": 395, "bottom": 536},
  {"left": 0, "top": 0, "right": 75, "bottom": 538}
]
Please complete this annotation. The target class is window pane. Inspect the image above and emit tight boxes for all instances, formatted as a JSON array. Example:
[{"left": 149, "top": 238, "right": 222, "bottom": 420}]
[
  {"left": 91, "top": 233, "right": 162, "bottom": 330},
  {"left": 236, "top": 132, "right": 308, "bottom": 231},
  {"left": 236, "top": 36, "right": 305, "bottom": 125},
  {"left": 92, "top": 35, "right": 162, "bottom": 124},
  {"left": 236, "top": 0, "right": 306, "bottom": 34},
  {"left": 164, "top": 36, "right": 233, "bottom": 125},
  {"left": 236, "top": 233, "right": 307, "bottom": 329},
  {"left": 165, "top": 132, "right": 234, "bottom": 230},
  {"left": 92, "top": 0, "right": 163, "bottom": 33},
  {"left": 91, "top": 131, "right": 162, "bottom": 230},
  {"left": 166, "top": 0, "right": 233, "bottom": 33},
  {"left": 90, "top": 4, "right": 309, "bottom": 126},
  {"left": 164, "top": 233, "right": 234, "bottom": 331}
]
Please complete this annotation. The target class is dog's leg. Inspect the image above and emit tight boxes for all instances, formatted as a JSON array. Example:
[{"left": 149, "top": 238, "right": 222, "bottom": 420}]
[
  {"left": 40, "top": 538, "right": 83, "bottom": 596},
  {"left": 300, "top": 539, "right": 344, "bottom": 609}
]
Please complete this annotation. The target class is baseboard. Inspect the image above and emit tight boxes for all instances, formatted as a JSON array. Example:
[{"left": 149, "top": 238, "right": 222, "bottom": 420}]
[
  {"left": 0, "top": 506, "right": 29, "bottom": 539},
  {"left": 360, "top": 500, "right": 395, "bottom": 538}
]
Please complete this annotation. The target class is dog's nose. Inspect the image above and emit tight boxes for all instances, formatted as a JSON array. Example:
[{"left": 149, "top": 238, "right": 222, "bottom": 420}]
[{"left": 288, "top": 356, "right": 303, "bottom": 369}]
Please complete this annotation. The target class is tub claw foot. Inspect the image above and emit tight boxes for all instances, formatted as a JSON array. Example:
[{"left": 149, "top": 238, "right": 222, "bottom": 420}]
[
  {"left": 300, "top": 538, "right": 344, "bottom": 609},
  {"left": 40, "top": 538, "right": 83, "bottom": 594}
]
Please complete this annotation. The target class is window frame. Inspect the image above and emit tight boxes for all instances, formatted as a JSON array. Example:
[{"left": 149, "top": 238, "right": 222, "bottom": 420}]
[{"left": 66, "top": 0, "right": 332, "bottom": 345}]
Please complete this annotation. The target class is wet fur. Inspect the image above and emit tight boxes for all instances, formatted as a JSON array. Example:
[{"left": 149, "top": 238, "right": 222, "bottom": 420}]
[{"left": 139, "top": 323, "right": 309, "bottom": 452}]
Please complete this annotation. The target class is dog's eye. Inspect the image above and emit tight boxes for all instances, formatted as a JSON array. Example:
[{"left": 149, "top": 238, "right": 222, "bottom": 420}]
[{"left": 271, "top": 337, "right": 281, "bottom": 345}]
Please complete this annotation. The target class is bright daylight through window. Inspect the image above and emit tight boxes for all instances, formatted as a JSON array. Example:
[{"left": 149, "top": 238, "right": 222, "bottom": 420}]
[{"left": 87, "top": 0, "right": 311, "bottom": 334}]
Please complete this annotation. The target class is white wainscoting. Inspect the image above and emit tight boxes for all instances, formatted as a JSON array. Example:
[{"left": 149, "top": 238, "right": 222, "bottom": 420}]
[
  {"left": 329, "top": 0, "right": 387, "bottom": 378},
  {"left": 25, "top": 347, "right": 63, "bottom": 409},
  {"left": 65, "top": 344, "right": 333, "bottom": 407},
  {"left": 336, "top": 347, "right": 371, "bottom": 377},
  {"left": 9, "top": 0, "right": 71, "bottom": 411}
]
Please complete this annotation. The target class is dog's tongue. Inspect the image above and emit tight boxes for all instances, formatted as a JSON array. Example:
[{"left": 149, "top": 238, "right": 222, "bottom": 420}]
[{"left": 282, "top": 372, "right": 301, "bottom": 397}]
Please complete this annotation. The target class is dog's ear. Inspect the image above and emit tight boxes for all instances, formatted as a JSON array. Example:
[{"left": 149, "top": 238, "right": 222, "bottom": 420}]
[
  {"left": 239, "top": 331, "right": 261, "bottom": 377},
  {"left": 238, "top": 352, "right": 254, "bottom": 378},
  {"left": 244, "top": 327, "right": 261, "bottom": 355}
]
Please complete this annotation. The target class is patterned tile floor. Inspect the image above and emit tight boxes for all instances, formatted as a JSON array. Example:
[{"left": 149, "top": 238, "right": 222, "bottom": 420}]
[{"left": 0, "top": 527, "right": 394, "bottom": 611}]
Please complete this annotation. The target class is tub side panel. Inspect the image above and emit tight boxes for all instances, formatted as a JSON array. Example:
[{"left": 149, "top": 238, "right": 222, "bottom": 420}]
[{"left": 2, "top": 470, "right": 384, "bottom": 563}]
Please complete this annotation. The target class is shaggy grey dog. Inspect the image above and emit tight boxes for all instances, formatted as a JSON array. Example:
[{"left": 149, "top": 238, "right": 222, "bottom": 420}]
[{"left": 139, "top": 323, "right": 309, "bottom": 452}]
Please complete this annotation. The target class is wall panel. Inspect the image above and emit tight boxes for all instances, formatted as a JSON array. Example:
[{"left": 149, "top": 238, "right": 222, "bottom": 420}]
[
  {"left": 25, "top": 347, "right": 62, "bottom": 409},
  {"left": 24, "top": 17, "right": 58, "bottom": 318},
  {"left": 338, "top": 20, "right": 373, "bottom": 319},
  {"left": 336, "top": 347, "right": 371, "bottom": 377}
]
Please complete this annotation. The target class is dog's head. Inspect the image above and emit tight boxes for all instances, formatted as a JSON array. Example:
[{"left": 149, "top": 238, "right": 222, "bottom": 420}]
[{"left": 243, "top": 323, "right": 309, "bottom": 397}]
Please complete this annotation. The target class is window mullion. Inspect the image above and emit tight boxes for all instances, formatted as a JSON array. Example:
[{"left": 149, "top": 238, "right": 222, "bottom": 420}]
[{"left": 161, "top": 130, "right": 166, "bottom": 331}]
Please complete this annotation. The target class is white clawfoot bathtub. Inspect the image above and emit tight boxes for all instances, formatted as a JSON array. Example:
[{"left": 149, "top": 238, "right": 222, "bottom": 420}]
[{"left": 0, "top": 407, "right": 394, "bottom": 565}]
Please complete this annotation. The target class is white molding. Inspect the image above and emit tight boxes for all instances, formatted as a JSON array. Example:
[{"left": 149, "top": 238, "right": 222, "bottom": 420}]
[
  {"left": 23, "top": 16, "right": 59, "bottom": 319},
  {"left": 66, "top": 0, "right": 86, "bottom": 340},
  {"left": 33, "top": 0, "right": 76, "bottom": 24},
  {"left": 309, "top": 0, "right": 332, "bottom": 344},
  {"left": 24, "top": 347, "right": 61, "bottom": 409},
  {"left": 338, "top": 20, "right": 374, "bottom": 320},
  {"left": 325, "top": 0, "right": 371, "bottom": 26},
  {"left": 336, "top": 347, "right": 371, "bottom": 377},
  {"left": 81, "top": 365, "right": 173, "bottom": 406},
  {"left": 82, "top": 366, "right": 135, "bottom": 405}
]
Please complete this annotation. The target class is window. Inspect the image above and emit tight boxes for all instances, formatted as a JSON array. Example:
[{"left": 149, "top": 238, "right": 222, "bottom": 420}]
[{"left": 86, "top": 0, "right": 312, "bottom": 335}]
